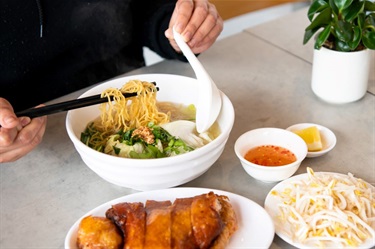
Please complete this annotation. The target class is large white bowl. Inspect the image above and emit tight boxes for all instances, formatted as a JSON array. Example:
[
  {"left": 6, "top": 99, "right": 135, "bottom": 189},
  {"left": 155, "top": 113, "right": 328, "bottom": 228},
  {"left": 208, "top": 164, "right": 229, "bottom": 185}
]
[
  {"left": 66, "top": 74, "right": 234, "bottom": 191},
  {"left": 234, "top": 128, "right": 308, "bottom": 183}
]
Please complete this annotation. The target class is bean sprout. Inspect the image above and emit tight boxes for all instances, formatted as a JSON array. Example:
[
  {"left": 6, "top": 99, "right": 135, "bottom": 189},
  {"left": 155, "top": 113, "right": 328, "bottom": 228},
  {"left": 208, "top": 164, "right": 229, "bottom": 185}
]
[{"left": 271, "top": 167, "right": 375, "bottom": 248}]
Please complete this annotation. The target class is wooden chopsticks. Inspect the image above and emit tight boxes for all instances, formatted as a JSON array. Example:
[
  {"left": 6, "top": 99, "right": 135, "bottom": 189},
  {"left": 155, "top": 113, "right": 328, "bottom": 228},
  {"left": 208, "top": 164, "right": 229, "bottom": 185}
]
[{"left": 16, "top": 84, "right": 159, "bottom": 118}]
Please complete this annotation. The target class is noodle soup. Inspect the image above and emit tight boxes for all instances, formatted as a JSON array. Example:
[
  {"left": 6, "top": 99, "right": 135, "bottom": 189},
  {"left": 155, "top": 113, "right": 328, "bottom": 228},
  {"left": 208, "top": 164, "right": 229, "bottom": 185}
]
[
  {"left": 80, "top": 80, "right": 220, "bottom": 159},
  {"left": 66, "top": 73, "right": 235, "bottom": 190}
]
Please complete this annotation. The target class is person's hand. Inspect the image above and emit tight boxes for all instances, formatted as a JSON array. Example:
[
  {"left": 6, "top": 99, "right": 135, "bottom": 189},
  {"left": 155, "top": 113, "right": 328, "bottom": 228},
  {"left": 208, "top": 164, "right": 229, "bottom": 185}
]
[
  {"left": 165, "top": 0, "right": 223, "bottom": 54},
  {"left": 0, "top": 98, "right": 47, "bottom": 163}
]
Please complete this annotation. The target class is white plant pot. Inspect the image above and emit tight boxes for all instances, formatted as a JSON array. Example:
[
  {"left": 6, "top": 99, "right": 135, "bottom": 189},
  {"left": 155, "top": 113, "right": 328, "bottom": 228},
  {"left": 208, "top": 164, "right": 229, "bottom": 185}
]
[{"left": 311, "top": 47, "right": 371, "bottom": 104}]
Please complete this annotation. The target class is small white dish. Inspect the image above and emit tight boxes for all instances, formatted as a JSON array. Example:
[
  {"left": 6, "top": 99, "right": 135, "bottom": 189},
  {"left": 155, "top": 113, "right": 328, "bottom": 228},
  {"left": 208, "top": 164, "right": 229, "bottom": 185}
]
[{"left": 286, "top": 123, "right": 336, "bottom": 158}]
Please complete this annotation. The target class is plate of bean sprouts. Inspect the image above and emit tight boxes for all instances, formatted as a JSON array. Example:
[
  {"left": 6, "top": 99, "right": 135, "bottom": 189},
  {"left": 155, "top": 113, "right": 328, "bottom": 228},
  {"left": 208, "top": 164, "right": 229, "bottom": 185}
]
[{"left": 265, "top": 167, "right": 375, "bottom": 248}]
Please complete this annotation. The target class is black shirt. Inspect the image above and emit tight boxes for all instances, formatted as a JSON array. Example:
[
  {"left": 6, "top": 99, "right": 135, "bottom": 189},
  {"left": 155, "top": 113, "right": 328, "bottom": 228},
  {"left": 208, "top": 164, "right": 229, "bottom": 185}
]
[{"left": 0, "top": 0, "right": 185, "bottom": 112}]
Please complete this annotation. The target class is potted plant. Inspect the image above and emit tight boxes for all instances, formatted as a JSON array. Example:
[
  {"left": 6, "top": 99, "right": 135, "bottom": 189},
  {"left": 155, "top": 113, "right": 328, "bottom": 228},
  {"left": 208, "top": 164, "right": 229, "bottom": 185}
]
[{"left": 303, "top": 0, "right": 375, "bottom": 104}]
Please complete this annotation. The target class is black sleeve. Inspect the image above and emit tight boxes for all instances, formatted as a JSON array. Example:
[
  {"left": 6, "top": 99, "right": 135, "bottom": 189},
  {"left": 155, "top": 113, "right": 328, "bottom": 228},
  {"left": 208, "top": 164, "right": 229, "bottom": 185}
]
[{"left": 132, "top": 0, "right": 188, "bottom": 62}]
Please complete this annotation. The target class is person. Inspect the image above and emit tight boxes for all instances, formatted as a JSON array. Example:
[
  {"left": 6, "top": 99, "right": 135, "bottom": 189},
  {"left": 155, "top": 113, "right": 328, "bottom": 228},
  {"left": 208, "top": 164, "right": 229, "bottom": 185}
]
[{"left": 0, "top": 0, "right": 223, "bottom": 163}]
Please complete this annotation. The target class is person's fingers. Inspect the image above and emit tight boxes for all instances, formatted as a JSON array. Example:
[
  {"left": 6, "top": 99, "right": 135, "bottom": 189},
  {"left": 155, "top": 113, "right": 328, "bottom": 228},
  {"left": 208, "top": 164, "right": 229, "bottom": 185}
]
[
  {"left": 165, "top": 0, "right": 193, "bottom": 52},
  {"left": 166, "top": 0, "right": 223, "bottom": 54},
  {"left": 0, "top": 98, "right": 18, "bottom": 129},
  {"left": 181, "top": 0, "right": 210, "bottom": 43},
  {"left": 0, "top": 125, "right": 22, "bottom": 146},
  {"left": 165, "top": 0, "right": 194, "bottom": 48},
  {"left": 0, "top": 116, "right": 46, "bottom": 163},
  {"left": 174, "top": 0, "right": 194, "bottom": 35},
  {"left": 190, "top": 17, "right": 223, "bottom": 53},
  {"left": 188, "top": 3, "right": 221, "bottom": 48},
  {"left": 17, "top": 116, "right": 46, "bottom": 146},
  {"left": 0, "top": 98, "right": 22, "bottom": 147},
  {"left": 0, "top": 145, "right": 34, "bottom": 162}
]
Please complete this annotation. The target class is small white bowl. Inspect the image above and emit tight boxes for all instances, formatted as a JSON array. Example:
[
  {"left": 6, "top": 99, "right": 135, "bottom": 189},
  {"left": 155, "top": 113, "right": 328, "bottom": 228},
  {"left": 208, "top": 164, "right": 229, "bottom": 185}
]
[
  {"left": 286, "top": 123, "right": 336, "bottom": 158},
  {"left": 234, "top": 128, "right": 308, "bottom": 183}
]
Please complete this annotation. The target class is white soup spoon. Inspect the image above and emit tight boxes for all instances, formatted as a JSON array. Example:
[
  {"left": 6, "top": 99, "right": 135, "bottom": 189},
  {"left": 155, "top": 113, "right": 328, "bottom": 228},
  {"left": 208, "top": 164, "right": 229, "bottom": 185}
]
[{"left": 173, "top": 28, "right": 222, "bottom": 133}]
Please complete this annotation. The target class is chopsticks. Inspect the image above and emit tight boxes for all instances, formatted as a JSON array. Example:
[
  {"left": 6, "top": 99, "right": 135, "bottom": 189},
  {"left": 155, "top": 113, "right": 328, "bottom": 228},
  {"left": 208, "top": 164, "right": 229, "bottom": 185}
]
[{"left": 16, "top": 84, "right": 159, "bottom": 119}]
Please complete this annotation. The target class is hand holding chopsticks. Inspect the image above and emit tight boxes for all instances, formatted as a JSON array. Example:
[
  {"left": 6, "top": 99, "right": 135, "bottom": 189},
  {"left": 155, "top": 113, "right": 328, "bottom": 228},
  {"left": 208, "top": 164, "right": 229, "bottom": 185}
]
[{"left": 16, "top": 83, "right": 159, "bottom": 119}]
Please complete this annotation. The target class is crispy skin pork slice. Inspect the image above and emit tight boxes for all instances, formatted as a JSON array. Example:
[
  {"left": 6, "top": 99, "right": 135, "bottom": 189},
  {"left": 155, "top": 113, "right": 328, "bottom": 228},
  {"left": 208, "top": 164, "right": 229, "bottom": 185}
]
[
  {"left": 171, "top": 197, "right": 197, "bottom": 249},
  {"left": 191, "top": 192, "right": 224, "bottom": 249},
  {"left": 106, "top": 202, "right": 146, "bottom": 249},
  {"left": 93, "top": 192, "right": 238, "bottom": 249},
  {"left": 144, "top": 200, "right": 172, "bottom": 249},
  {"left": 209, "top": 195, "right": 238, "bottom": 249}
]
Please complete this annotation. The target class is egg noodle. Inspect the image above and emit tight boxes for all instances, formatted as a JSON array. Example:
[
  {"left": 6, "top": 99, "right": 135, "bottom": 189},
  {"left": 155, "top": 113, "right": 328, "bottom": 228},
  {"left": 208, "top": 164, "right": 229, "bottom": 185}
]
[
  {"left": 82, "top": 80, "right": 170, "bottom": 151},
  {"left": 271, "top": 167, "right": 375, "bottom": 248},
  {"left": 95, "top": 80, "right": 170, "bottom": 132}
]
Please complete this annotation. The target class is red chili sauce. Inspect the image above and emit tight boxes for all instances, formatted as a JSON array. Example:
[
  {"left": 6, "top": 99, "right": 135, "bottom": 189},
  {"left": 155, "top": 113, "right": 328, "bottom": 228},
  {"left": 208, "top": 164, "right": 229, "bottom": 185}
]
[{"left": 244, "top": 145, "right": 297, "bottom": 166}]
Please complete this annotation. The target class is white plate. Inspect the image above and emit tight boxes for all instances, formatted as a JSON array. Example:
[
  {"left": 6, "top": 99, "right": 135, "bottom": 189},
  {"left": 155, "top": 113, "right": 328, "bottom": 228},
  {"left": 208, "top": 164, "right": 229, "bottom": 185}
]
[
  {"left": 65, "top": 187, "right": 275, "bottom": 249},
  {"left": 286, "top": 123, "right": 336, "bottom": 158},
  {"left": 264, "top": 172, "right": 375, "bottom": 249}
]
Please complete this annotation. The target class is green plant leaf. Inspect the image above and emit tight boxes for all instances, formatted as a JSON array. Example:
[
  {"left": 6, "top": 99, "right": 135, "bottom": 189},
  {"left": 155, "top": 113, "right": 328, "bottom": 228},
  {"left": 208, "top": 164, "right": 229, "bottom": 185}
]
[
  {"left": 342, "top": 0, "right": 364, "bottom": 22},
  {"left": 364, "top": 13, "right": 375, "bottom": 31},
  {"left": 348, "top": 26, "right": 361, "bottom": 49},
  {"left": 333, "top": 0, "right": 354, "bottom": 12},
  {"left": 363, "top": 30, "right": 375, "bottom": 49},
  {"left": 315, "top": 25, "right": 332, "bottom": 49},
  {"left": 308, "top": 0, "right": 329, "bottom": 21},
  {"left": 329, "top": 0, "right": 340, "bottom": 15},
  {"left": 358, "top": 13, "right": 365, "bottom": 28},
  {"left": 305, "top": 0, "right": 375, "bottom": 50},
  {"left": 334, "top": 20, "right": 354, "bottom": 41},
  {"left": 364, "top": 1, "right": 375, "bottom": 11},
  {"left": 306, "top": 8, "right": 333, "bottom": 31},
  {"left": 304, "top": 29, "right": 318, "bottom": 44},
  {"left": 336, "top": 40, "right": 352, "bottom": 51}
]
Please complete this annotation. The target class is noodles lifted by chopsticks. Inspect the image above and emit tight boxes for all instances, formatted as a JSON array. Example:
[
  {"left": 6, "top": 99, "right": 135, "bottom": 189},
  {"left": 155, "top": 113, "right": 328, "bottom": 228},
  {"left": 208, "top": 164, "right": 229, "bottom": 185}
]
[{"left": 94, "top": 80, "right": 170, "bottom": 133}]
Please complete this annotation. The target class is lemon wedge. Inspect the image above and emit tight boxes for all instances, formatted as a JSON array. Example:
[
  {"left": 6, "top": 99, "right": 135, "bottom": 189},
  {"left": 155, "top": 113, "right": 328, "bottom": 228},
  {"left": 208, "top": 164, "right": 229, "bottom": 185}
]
[{"left": 293, "top": 126, "right": 322, "bottom": 151}]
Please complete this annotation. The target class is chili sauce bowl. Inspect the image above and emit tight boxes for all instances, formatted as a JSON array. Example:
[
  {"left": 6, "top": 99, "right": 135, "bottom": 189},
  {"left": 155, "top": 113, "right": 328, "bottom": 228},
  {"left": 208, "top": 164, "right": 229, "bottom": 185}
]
[{"left": 234, "top": 128, "right": 308, "bottom": 183}]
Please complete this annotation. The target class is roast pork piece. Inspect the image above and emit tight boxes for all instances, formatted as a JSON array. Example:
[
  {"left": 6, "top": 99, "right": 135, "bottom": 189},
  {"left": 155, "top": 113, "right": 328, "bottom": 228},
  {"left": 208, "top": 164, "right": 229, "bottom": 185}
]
[{"left": 80, "top": 192, "right": 238, "bottom": 249}]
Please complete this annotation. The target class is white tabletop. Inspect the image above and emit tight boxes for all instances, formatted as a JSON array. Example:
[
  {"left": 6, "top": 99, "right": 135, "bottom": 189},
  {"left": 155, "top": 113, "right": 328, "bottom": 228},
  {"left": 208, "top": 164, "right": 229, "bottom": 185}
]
[{"left": 1, "top": 7, "right": 374, "bottom": 249}]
